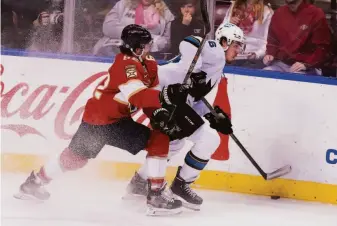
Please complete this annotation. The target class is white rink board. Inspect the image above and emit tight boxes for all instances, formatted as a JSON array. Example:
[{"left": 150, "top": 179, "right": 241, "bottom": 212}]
[{"left": 1, "top": 56, "right": 336, "bottom": 185}]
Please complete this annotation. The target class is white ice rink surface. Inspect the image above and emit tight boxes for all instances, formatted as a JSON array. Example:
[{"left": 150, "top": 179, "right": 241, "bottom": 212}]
[{"left": 2, "top": 173, "right": 337, "bottom": 226}]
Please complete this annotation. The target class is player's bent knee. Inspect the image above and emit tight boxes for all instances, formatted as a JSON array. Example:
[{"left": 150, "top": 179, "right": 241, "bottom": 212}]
[
  {"left": 183, "top": 131, "right": 220, "bottom": 172},
  {"left": 209, "top": 132, "right": 221, "bottom": 152},
  {"left": 169, "top": 139, "right": 186, "bottom": 151},
  {"left": 60, "top": 148, "right": 89, "bottom": 171},
  {"left": 168, "top": 139, "right": 186, "bottom": 159},
  {"left": 191, "top": 125, "right": 221, "bottom": 160}
]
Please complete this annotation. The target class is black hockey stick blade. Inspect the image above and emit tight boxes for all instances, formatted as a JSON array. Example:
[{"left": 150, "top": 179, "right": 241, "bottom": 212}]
[
  {"left": 266, "top": 165, "right": 292, "bottom": 180},
  {"left": 230, "top": 133, "right": 292, "bottom": 180},
  {"left": 201, "top": 96, "right": 292, "bottom": 180}
]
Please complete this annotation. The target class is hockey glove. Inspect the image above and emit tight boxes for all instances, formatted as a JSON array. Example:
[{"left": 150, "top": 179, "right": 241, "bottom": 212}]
[
  {"left": 189, "top": 71, "right": 213, "bottom": 102},
  {"left": 159, "top": 83, "right": 188, "bottom": 106},
  {"left": 150, "top": 107, "right": 186, "bottom": 141},
  {"left": 204, "top": 106, "right": 233, "bottom": 135},
  {"left": 150, "top": 108, "right": 171, "bottom": 131}
]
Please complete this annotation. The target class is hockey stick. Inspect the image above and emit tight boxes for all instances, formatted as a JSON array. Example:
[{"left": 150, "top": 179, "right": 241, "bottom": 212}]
[
  {"left": 182, "top": 0, "right": 211, "bottom": 84},
  {"left": 201, "top": 96, "right": 292, "bottom": 180},
  {"left": 186, "top": 1, "right": 290, "bottom": 180},
  {"left": 167, "top": 0, "right": 211, "bottom": 121},
  {"left": 164, "top": 1, "right": 290, "bottom": 179}
]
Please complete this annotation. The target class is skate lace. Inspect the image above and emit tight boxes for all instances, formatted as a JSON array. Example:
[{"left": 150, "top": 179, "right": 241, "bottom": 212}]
[
  {"left": 164, "top": 196, "right": 175, "bottom": 203},
  {"left": 162, "top": 189, "right": 175, "bottom": 203},
  {"left": 183, "top": 184, "right": 197, "bottom": 198}
]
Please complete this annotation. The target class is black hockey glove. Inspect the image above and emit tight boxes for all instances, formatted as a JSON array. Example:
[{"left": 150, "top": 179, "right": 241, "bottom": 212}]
[
  {"left": 150, "top": 109, "right": 180, "bottom": 140},
  {"left": 150, "top": 108, "right": 171, "bottom": 131},
  {"left": 204, "top": 106, "right": 233, "bottom": 135},
  {"left": 189, "top": 71, "right": 213, "bottom": 102},
  {"left": 150, "top": 104, "right": 204, "bottom": 141},
  {"left": 150, "top": 107, "right": 180, "bottom": 140},
  {"left": 159, "top": 83, "right": 188, "bottom": 106}
]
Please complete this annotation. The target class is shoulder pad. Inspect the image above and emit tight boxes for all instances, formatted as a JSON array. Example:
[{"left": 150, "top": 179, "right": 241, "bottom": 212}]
[
  {"left": 145, "top": 55, "right": 156, "bottom": 61},
  {"left": 183, "top": 36, "right": 203, "bottom": 48},
  {"left": 122, "top": 55, "right": 139, "bottom": 63}
]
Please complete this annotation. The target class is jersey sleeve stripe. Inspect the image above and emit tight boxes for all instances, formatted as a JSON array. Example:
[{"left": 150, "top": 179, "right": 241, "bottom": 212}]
[
  {"left": 183, "top": 36, "right": 201, "bottom": 48},
  {"left": 113, "top": 92, "right": 128, "bottom": 105},
  {"left": 118, "top": 79, "right": 148, "bottom": 101}
]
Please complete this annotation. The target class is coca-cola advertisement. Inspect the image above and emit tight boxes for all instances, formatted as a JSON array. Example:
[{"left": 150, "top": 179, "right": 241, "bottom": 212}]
[
  {"left": 0, "top": 56, "right": 192, "bottom": 165},
  {"left": 1, "top": 56, "right": 110, "bottom": 156}
]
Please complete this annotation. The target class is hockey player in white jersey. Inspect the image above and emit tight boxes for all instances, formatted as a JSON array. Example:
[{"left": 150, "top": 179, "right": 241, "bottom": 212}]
[{"left": 126, "top": 23, "right": 245, "bottom": 210}]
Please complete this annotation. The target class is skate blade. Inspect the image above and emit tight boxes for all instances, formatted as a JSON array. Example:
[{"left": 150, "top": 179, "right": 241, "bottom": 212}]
[
  {"left": 173, "top": 194, "right": 201, "bottom": 211},
  {"left": 13, "top": 191, "right": 46, "bottom": 202},
  {"left": 181, "top": 201, "right": 201, "bottom": 211},
  {"left": 146, "top": 205, "right": 183, "bottom": 216}
]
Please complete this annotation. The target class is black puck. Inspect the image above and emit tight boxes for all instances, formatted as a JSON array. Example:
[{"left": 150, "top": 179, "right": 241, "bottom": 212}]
[{"left": 271, "top": 195, "right": 281, "bottom": 200}]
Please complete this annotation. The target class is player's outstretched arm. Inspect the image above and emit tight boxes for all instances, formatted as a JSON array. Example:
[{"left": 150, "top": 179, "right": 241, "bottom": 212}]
[{"left": 118, "top": 62, "right": 188, "bottom": 110}]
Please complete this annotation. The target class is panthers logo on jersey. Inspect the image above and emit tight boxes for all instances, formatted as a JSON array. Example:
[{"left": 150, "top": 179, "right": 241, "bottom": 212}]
[{"left": 125, "top": 65, "right": 137, "bottom": 78}]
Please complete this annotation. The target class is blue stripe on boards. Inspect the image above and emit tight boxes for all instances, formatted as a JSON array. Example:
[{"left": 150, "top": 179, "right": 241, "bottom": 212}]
[{"left": 2, "top": 48, "right": 336, "bottom": 86}]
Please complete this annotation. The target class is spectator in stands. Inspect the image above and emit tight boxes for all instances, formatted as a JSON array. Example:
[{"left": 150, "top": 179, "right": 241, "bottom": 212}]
[
  {"left": 263, "top": 0, "right": 331, "bottom": 75},
  {"left": 222, "top": 0, "right": 273, "bottom": 68},
  {"left": 168, "top": 0, "right": 204, "bottom": 57},
  {"left": 27, "top": 10, "right": 64, "bottom": 52},
  {"left": 93, "top": 0, "right": 174, "bottom": 57},
  {"left": 1, "top": 0, "right": 56, "bottom": 50},
  {"left": 322, "top": 22, "right": 337, "bottom": 77},
  {"left": 1, "top": 2, "right": 20, "bottom": 49},
  {"left": 74, "top": 0, "right": 118, "bottom": 54}
]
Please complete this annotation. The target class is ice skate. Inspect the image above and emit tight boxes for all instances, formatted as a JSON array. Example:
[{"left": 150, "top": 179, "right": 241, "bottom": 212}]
[
  {"left": 170, "top": 166, "right": 203, "bottom": 211},
  {"left": 123, "top": 172, "right": 148, "bottom": 200},
  {"left": 14, "top": 171, "right": 50, "bottom": 201},
  {"left": 146, "top": 181, "right": 183, "bottom": 216}
]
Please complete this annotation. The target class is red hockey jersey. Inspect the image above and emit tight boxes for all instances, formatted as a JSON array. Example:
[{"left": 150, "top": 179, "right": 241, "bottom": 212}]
[{"left": 83, "top": 53, "right": 161, "bottom": 125}]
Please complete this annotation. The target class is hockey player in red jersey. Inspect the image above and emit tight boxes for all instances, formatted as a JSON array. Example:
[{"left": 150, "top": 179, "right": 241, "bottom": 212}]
[{"left": 15, "top": 24, "right": 197, "bottom": 216}]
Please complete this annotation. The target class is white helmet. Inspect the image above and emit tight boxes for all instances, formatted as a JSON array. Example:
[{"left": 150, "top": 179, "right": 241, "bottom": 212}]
[{"left": 215, "top": 23, "right": 245, "bottom": 49}]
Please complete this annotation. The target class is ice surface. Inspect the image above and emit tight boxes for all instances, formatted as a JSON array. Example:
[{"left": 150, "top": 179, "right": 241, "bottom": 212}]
[{"left": 2, "top": 172, "right": 336, "bottom": 226}]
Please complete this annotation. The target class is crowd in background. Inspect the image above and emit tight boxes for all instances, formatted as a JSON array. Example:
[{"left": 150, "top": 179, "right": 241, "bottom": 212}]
[
  {"left": 1, "top": 0, "right": 336, "bottom": 77},
  {"left": 1, "top": 0, "right": 64, "bottom": 52}
]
